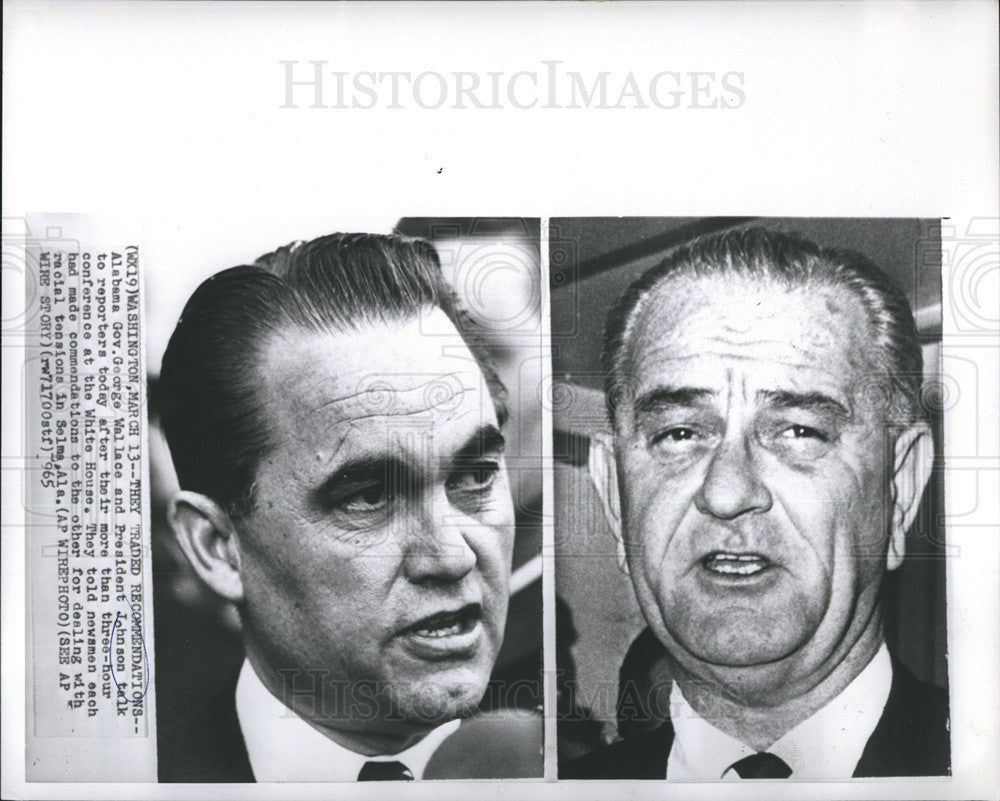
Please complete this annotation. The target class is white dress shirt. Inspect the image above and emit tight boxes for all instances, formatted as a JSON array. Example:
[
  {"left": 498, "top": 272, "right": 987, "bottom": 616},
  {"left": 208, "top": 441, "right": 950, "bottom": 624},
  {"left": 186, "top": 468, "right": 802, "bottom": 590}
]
[
  {"left": 234, "top": 660, "right": 461, "bottom": 782},
  {"left": 667, "top": 644, "right": 893, "bottom": 780}
]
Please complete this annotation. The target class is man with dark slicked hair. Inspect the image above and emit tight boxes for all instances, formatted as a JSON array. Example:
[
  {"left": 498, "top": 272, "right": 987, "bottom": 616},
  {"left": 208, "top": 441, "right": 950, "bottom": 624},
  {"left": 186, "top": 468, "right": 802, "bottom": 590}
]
[
  {"left": 564, "top": 227, "right": 949, "bottom": 780},
  {"left": 157, "top": 233, "right": 529, "bottom": 781}
]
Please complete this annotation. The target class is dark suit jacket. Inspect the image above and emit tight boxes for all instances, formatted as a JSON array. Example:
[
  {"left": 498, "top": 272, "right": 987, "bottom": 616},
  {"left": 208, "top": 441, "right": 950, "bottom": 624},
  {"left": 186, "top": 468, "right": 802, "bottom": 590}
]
[
  {"left": 159, "top": 671, "right": 254, "bottom": 782},
  {"left": 561, "top": 662, "right": 951, "bottom": 779},
  {"left": 158, "top": 672, "right": 546, "bottom": 781}
]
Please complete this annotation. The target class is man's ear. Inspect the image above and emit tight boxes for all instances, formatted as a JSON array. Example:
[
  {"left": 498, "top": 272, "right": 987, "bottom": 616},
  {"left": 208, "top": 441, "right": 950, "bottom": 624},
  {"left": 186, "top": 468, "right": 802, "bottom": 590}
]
[
  {"left": 887, "top": 423, "right": 934, "bottom": 571},
  {"left": 588, "top": 432, "right": 627, "bottom": 574},
  {"left": 168, "top": 491, "right": 245, "bottom": 603}
]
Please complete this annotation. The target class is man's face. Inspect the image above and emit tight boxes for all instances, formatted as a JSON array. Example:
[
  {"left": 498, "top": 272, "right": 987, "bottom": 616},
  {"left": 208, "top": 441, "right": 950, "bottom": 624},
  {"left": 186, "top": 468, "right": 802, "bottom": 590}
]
[
  {"left": 611, "top": 276, "right": 901, "bottom": 688},
  {"left": 235, "top": 308, "right": 515, "bottom": 735}
]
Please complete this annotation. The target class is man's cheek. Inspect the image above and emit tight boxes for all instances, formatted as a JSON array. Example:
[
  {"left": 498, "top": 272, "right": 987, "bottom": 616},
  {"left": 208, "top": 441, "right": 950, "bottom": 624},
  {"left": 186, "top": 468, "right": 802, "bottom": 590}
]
[
  {"left": 631, "top": 480, "right": 687, "bottom": 544},
  {"left": 622, "top": 461, "right": 658, "bottom": 515}
]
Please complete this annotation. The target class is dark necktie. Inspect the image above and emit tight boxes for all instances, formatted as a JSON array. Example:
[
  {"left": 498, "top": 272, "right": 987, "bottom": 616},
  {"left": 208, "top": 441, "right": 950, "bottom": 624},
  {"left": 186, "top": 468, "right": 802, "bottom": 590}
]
[
  {"left": 357, "top": 760, "right": 415, "bottom": 781},
  {"left": 729, "top": 752, "right": 793, "bottom": 779}
]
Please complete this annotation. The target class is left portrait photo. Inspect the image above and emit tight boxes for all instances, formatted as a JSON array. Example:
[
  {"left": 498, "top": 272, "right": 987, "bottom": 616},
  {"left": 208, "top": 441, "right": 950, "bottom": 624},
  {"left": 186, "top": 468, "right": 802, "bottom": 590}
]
[{"left": 144, "top": 218, "right": 545, "bottom": 782}]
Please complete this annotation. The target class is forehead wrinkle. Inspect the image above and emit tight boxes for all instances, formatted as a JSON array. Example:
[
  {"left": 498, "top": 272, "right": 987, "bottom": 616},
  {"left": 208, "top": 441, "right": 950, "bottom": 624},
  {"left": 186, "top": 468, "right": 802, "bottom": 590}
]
[
  {"left": 632, "top": 342, "right": 831, "bottom": 383},
  {"left": 342, "top": 384, "right": 478, "bottom": 414},
  {"left": 713, "top": 370, "right": 749, "bottom": 424},
  {"left": 292, "top": 371, "right": 477, "bottom": 414},
  {"left": 314, "top": 388, "right": 484, "bottom": 441},
  {"left": 304, "top": 393, "right": 491, "bottom": 476},
  {"left": 633, "top": 331, "right": 823, "bottom": 366},
  {"left": 625, "top": 350, "right": 861, "bottom": 436},
  {"left": 285, "top": 378, "right": 481, "bottom": 442},
  {"left": 288, "top": 370, "right": 474, "bottom": 411},
  {"left": 625, "top": 276, "right": 863, "bottom": 371},
  {"left": 269, "top": 379, "right": 486, "bottom": 465},
  {"left": 337, "top": 399, "right": 483, "bottom": 431},
  {"left": 733, "top": 368, "right": 749, "bottom": 405}
]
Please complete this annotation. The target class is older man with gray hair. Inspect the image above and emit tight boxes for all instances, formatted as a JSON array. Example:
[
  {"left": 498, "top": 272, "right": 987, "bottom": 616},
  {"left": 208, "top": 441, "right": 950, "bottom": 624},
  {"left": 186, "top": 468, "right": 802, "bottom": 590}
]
[{"left": 564, "top": 227, "right": 948, "bottom": 780}]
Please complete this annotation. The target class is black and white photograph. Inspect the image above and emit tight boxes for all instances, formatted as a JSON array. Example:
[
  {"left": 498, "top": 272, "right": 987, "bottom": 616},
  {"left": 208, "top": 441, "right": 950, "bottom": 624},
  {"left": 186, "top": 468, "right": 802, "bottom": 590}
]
[
  {"left": 3, "top": 2, "right": 998, "bottom": 800},
  {"left": 145, "top": 219, "right": 544, "bottom": 781},
  {"left": 551, "top": 218, "right": 950, "bottom": 780}
]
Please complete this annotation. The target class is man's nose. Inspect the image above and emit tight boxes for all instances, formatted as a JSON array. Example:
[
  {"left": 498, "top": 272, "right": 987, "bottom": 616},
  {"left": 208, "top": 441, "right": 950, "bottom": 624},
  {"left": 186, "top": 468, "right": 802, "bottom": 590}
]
[
  {"left": 693, "top": 438, "right": 773, "bottom": 520},
  {"left": 403, "top": 493, "right": 478, "bottom": 584}
]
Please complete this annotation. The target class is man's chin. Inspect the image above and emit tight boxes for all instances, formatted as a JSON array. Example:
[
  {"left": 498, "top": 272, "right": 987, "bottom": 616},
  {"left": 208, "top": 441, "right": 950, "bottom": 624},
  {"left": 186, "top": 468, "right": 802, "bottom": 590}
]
[
  {"left": 669, "top": 615, "right": 813, "bottom": 670},
  {"left": 391, "top": 674, "right": 489, "bottom": 727},
  {"left": 664, "top": 586, "right": 822, "bottom": 667},
  {"left": 685, "top": 640, "right": 798, "bottom": 669}
]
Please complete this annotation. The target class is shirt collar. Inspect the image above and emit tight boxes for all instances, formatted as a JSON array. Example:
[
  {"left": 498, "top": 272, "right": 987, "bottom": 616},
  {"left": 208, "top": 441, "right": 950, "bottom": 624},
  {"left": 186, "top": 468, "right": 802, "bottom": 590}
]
[
  {"left": 234, "top": 659, "right": 461, "bottom": 782},
  {"left": 667, "top": 644, "right": 893, "bottom": 780}
]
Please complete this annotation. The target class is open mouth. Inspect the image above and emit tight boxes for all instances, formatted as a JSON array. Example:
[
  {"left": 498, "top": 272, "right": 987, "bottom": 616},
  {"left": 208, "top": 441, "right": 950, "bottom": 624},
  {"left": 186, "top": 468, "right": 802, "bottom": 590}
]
[
  {"left": 403, "top": 603, "right": 482, "bottom": 639},
  {"left": 701, "top": 551, "right": 773, "bottom": 577},
  {"left": 398, "top": 603, "right": 484, "bottom": 661}
]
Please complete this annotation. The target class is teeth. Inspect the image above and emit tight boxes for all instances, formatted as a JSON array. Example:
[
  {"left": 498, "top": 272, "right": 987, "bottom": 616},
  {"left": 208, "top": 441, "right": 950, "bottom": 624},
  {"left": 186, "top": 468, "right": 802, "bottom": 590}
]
[
  {"left": 406, "top": 604, "right": 481, "bottom": 639},
  {"left": 711, "top": 561, "right": 763, "bottom": 575},
  {"left": 704, "top": 553, "right": 769, "bottom": 575},
  {"left": 414, "top": 621, "right": 464, "bottom": 638}
]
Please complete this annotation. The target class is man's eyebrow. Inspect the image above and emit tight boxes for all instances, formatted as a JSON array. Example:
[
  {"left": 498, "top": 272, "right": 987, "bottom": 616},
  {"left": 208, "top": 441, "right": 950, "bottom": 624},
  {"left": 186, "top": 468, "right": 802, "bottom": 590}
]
[
  {"left": 309, "top": 427, "right": 506, "bottom": 506},
  {"left": 634, "top": 387, "right": 714, "bottom": 414},
  {"left": 757, "top": 389, "right": 850, "bottom": 417},
  {"left": 309, "top": 455, "right": 409, "bottom": 507},
  {"left": 452, "top": 424, "right": 506, "bottom": 464}
]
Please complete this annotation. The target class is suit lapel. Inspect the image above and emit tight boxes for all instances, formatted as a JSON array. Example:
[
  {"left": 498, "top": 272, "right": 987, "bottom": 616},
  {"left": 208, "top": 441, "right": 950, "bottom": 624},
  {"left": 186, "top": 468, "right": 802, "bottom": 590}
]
[
  {"left": 629, "top": 720, "right": 675, "bottom": 779},
  {"left": 853, "top": 662, "right": 950, "bottom": 778},
  {"left": 158, "top": 668, "right": 255, "bottom": 782}
]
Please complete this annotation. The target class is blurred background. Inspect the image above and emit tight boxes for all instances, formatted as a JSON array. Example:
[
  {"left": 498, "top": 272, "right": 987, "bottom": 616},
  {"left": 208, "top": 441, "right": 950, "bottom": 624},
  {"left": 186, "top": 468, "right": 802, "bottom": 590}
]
[
  {"left": 146, "top": 218, "right": 544, "bottom": 752},
  {"left": 550, "top": 217, "right": 947, "bottom": 761}
]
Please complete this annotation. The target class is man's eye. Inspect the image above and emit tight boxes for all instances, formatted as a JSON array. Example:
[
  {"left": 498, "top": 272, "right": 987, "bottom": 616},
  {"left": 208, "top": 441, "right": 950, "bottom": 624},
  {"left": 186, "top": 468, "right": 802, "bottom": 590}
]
[
  {"left": 650, "top": 427, "right": 701, "bottom": 447},
  {"left": 338, "top": 482, "right": 388, "bottom": 512},
  {"left": 780, "top": 424, "right": 828, "bottom": 441},
  {"left": 768, "top": 422, "right": 836, "bottom": 461},
  {"left": 447, "top": 462, "right": 500, "bottom": 494}
]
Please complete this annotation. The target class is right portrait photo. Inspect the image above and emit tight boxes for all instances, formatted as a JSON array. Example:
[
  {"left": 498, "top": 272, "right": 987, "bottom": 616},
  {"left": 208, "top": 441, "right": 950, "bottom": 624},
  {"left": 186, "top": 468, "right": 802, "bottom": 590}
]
[{"left": 550, "top": 218, "right": 949, "bottom": 781}]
